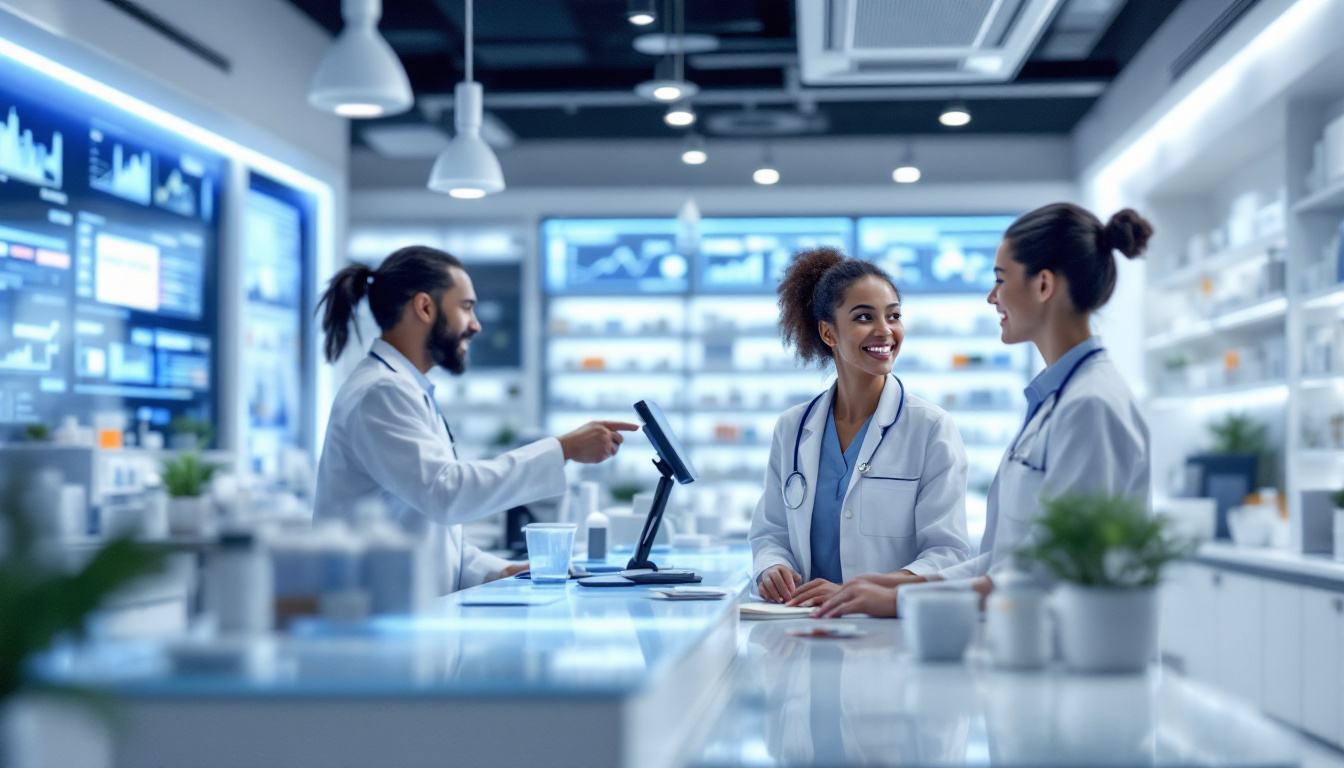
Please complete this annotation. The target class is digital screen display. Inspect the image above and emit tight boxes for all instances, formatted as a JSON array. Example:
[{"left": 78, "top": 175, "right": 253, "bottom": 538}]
[
  {"left": 0, "top": 52, "right": 222, "bottom": 437},
  {"left": 696, "top": 218, "right": 852, "bottom": 293},
  {"left": 543, "top": 219, "right": 688, "bottom": 294},
  {"left": 856, "top": 216, "right": 1016, "bottom": 293},
  {"left": 242, "top": 174, "right": 311, "bottom": 475}
]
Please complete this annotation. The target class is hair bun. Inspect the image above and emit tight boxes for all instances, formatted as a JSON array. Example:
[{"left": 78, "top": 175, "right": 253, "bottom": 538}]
[{"left": 1102, "top": 209, "right": 1153, "bottom": 259}]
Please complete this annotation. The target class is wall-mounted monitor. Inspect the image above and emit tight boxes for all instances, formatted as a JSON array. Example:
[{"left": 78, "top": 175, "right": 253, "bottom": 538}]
[
  {"left": 857, "top": 216, "right": 1016, "bottom": 293},
  {"left": 695, "top": 218, "right": 853, "bottom": 293},
  {"left": 242, "top": 173, "right": 313, "bottom": 474},
  {"left": 0, "top": 53, "right": 223, "bottom": 441}
]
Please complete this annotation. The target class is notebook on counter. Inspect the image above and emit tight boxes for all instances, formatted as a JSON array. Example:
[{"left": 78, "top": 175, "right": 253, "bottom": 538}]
[{"left": 740, "top": 602, "right": 815, "bottom": 620}]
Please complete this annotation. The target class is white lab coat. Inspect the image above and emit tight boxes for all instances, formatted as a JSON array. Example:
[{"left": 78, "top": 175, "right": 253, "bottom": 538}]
[
  {"left": 314, "top": 340, "right": 567, "bottom": 594},
  {"left": 749, "top": 376, "right": 972, "bottom": 587},
  {"left": 936, "top": 349, "right": 1150, "bottom": 582}
]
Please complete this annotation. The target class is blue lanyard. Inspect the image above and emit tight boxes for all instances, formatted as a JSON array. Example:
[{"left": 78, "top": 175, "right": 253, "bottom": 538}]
[
  {"left": 369, "top": 350, "right": 458, "bottom": 458},
  {"left": 1008, "top": 347, "right": 1104, "bottom": 472}
]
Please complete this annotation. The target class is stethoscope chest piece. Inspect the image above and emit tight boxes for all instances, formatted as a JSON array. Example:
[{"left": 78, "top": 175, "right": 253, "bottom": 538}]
[{"left": 783, "top": 471, "right": 808, "bottom": 510}]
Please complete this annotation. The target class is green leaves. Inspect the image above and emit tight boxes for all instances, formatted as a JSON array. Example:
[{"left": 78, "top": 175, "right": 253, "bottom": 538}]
[
  {"left": 1331, "top": 489, "right": 1344, "bottom": 509},
  {"left": 160, "top": 452, "right": 220, "bottom": 498},
  {"left": 1016, "top": 492, "right": 1197, "bottom": 589},
  {"left": 0, "top": 480, "right": 166, "bottom": 702},
  {"left": 1207, "top": 412, "right": 1268, "bottom": 455}
]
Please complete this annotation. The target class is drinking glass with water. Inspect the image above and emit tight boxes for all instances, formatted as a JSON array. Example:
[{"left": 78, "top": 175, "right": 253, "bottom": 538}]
[{"left": 523, "top": 523, "right": 577, "bottom": 584}]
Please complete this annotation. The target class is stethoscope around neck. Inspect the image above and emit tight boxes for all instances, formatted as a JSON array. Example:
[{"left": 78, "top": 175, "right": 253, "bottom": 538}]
[{"left": 781, "top": 374, "right": 906, "bottom": 510}]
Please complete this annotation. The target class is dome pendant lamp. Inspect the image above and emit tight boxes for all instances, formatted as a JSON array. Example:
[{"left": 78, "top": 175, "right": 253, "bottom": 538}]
[
  {"left": 308, "top": 0, "right": 413, "bottom": 118},
  {"left": 428, "top": 0, "right": 505, "bottom": 198}
]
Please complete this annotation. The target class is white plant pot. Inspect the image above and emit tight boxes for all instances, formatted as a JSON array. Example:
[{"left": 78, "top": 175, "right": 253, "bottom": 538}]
[
  {"left": 167, "top": 495, "right": 213, "bottom": 536},
  {"left": 1054, "top": 584, "right": 1157, "bottom": 674},
  {"left": 2, "top": 694, "right": 112, "bottom": 768}
]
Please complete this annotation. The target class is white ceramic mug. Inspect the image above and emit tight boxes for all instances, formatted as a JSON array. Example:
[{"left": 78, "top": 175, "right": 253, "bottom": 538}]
[{"left": 902, "top": 589, "right": 979, "bottom": 663}]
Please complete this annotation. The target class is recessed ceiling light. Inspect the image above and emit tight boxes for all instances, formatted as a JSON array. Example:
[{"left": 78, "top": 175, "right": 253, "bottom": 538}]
[
  {"left": 893, "top": 166, "right": 921, "bottom": 183},
  {"left": 939, "top": 102, "right": 972, "bottom": 127}
]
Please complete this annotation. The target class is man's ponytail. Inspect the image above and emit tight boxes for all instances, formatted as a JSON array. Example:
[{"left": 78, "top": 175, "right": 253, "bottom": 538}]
[{"left": 318, "top": 263, "right": 374, "bottom": 363}]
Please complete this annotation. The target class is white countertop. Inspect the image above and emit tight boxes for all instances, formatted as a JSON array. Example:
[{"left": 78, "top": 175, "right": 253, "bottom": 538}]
[
  {"left": 694, "top": 618, "right": 1304, "bottom": 768},
  {"left": 1193, "top": 542, "right": 1344, "bottom": 587}
]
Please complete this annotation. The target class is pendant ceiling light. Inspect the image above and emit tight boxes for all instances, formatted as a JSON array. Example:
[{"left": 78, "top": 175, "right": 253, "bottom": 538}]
[
  {"left": 427, "top": 0, "right": 505, "bottom": 199},
  {"left": 753, "top": 145, "right": 779, "bottom": 185},
  {"left": 635, "top": 0, "right": 697, "bottom": 104},
  {"left": 626, "top": 0, "right": 657, "bottom": 26},
  {"left": 892, "top": 141, "right": 921, "bottom": 183},
  {"left": 664, "top": 101, "right": 696, "bottom": 127},
  {"left": 308, "top": 0, "right": 413, "bottom": 118},
  {"left": 939, "top": 101, "right": 972, "bottom": 128},
  {"left": 680, "top": 133, "right": 707, "bottom": 165}
]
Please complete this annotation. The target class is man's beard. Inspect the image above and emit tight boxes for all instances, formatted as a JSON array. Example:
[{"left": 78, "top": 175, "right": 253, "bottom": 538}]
[{"left": 428, "top": 311, "right": 470, "bottom": 375}]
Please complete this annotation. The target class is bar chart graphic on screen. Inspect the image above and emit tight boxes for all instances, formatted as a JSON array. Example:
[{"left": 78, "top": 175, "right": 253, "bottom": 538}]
[
  {"left": 88, "top": 128, "right": 152, "bottom": 205},
  {"left": 0, "top": 106, "right": 63, "bottom": 189}
]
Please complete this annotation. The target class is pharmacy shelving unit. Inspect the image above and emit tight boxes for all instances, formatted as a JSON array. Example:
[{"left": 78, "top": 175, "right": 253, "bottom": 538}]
[
  {"left": 541, "top": 216, "right": 1031, "bottom": 540},
  {"left": 1083, "top": 4, "right": 1344, "bottom": 535}
]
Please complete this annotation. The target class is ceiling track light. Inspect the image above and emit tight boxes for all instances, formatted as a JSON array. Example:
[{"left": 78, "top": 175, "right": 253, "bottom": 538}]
[
  {"left": 664, "top": 101, "right": 696, "bottom": 127},
  {"left": 681, "top": 133, "right": 707, "bottom": 165},
  {"left": 626, "top": 0, "right": 657, "bottom": 25},
  {"left": 635, "top": 0, "right": 697, "bottom": 103},
  {"left": 308, "top": 0, "right": 413, "bottom": 118},
  {"left": 427, "top": 0, "right": 505, "bottom": 199},
  {"left": 939, "top": 101, "right": 972, "bottom": 128}
]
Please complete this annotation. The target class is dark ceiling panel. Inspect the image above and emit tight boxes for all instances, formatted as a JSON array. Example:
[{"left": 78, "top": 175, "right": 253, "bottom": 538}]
[{"left": 289, "top": 0, "right": 1177, "bottom": 140}]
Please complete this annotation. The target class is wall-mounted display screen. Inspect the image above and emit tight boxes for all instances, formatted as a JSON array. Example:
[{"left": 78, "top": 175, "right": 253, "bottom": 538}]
[
  {"left": 857, "top": 216, "right": 1016, "bottom": 293},
  {"left": 0, "top": 53, "right": 223, "bottom": 439},
  {"left": 242, "top": 173, "right": 312, "bottom": 475},
  {"left": 543, "top": 219, "right": 687, "bottom": 295},
  {"left": 696, "top": 218, "right": 852, "bottom": 293}
]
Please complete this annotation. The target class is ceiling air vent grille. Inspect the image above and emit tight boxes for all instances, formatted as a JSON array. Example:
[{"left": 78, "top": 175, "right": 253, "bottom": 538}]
[{"left": 799, "top": 0, "right": 1063, "bottom": 85}]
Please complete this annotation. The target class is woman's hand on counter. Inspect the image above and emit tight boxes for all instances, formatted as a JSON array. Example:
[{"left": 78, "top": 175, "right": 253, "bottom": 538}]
[
  {"left": 486, "top": 562, "right": 530, "bottom": 583},
  {"left": 810, "top": 581, "right": 898, "bottom": 619},
  {"left": 559, "top": 421, "right": 640, "bottom": 463},
  {"left": 785, "top": 579, "right": 840, "bottom": 607},
  {"left": 758, "top": 565, "right": 802, "bottom": 603}
]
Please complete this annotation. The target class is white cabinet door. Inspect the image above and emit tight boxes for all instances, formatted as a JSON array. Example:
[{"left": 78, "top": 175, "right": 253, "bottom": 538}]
[
  {"left": 1260, "top": 580, "right": 1302, "bottom": 727},
  {"left": 1159, "top": 563, "right": 1197, "bottom": 670},
  {"left": 1182, "top": 565, "right": 1221, "bottom": 684},
  {"left": 1301, "top": 587, "right": 1342, "bottom": 745},
  {"left": 1215, "top": 570, "right": 1264, "bottom": 707}
]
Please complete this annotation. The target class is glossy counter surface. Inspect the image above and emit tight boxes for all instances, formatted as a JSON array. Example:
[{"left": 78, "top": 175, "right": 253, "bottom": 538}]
[
  {"left": 1195, "top": 542, "right": 1344, "bottom": 590},
  {"left": 36, "top": 549, "right": 752, "bottom": 699},
  {"left": 695, "top": 618, "right": 1304, "bottom": 768}
]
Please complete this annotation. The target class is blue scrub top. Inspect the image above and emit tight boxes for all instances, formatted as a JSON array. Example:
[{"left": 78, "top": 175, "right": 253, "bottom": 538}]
[{"left": 810, "top": 407, "right": 872, "bottom": 584}]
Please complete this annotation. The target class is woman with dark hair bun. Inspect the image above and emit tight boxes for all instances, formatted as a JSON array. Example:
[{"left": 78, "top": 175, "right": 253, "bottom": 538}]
[
  {"left": 814, "top": 204, "right": 1154, "bottom": 618},
  {"left": 749, "top": 247, "right": 972, "bottom": 605}
]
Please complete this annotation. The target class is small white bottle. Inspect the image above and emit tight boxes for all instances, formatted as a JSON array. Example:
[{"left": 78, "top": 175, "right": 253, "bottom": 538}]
[
  {"left": 206, "top": 532, "right": 273, "bottom": 635},
  {"left": 985, "top": 566, "right": 1048, "bottom": 670},
  {"left": 586, "top": 511, "right": 609, "bottom": 561}
]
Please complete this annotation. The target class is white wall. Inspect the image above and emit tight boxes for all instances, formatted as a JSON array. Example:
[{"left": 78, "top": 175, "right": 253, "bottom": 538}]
[{"left": 0, "top": 0, "right": 348, "bottom": 171}]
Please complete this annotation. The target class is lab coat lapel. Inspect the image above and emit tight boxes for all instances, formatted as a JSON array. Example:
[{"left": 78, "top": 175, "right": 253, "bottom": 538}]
[
  {"left": 842, "top": 376, "right": 899, "bottom": 503},
  {"left": 792, "top": 384, "right": 833, "bottom": 578}
]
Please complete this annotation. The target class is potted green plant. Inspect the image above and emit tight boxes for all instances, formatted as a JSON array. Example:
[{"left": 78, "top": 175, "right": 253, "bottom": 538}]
[
  {"left": 0, "top": 471, "right": 165, "bottom": 767},
  {"left": 160, "top": 452, "right": 220, "bottom": 536},
  {"left": 1018, "top": 492, "right": 1196, "bottom": 673},
  {"left": 22, "top": 423, "right": 49, "bottom": 442},
  {"left": 1206, "top": 412, "right": 1277, "bottom": 488}
]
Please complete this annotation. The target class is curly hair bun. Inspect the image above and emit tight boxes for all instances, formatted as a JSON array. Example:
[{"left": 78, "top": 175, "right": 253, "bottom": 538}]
[
  {"left": 1103, "top": 209, "right": 1153, "bottom": 259},
  {"left": 777, "top": 247, "right": 847, "bottom": 365}
]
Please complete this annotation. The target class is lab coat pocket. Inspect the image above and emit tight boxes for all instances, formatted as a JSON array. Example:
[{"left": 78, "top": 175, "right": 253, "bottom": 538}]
[{"left": 858, "top": 477, "right": 918, "bottom": 538}]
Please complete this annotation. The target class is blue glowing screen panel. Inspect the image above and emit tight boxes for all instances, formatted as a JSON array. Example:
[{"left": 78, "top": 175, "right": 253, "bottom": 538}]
[
  {"left": 242, "top": 173, "right": 312, "bottom": 474},
  {"left": 696, "top": 218, "right": 853, "bottom": 293},
  {"left": 543, "top": 218, "right": 855, "bottom": 295},
  {"left": 543, "top": 219, "right": 688, "bottom": 295},
  {"left": 856, "top": 217, "right": 1016, "bottom": 294},
  {"left": 0, "top": 51, "right": 223, "bottom": 439}
]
